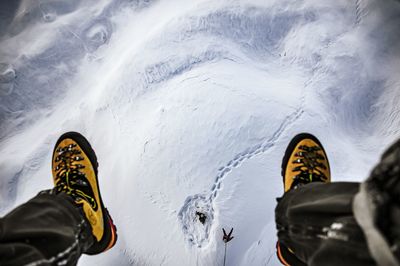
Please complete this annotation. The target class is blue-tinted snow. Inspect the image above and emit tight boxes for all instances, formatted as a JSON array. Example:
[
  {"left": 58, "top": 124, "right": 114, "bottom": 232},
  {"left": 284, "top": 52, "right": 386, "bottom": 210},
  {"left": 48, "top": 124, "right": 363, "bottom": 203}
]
[{"left": 0, "top": 0, "right": 400, "bottom": 265}]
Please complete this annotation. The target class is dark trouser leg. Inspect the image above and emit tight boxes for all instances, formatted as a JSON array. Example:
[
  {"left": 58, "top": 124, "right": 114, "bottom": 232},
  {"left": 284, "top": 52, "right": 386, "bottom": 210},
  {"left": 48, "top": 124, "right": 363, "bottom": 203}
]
[
  {"left": 0, "top": 191, "right": 94, "bottom": 266},
  {"left": 275, "top": 182, "right": 376, "bottom": 266}
]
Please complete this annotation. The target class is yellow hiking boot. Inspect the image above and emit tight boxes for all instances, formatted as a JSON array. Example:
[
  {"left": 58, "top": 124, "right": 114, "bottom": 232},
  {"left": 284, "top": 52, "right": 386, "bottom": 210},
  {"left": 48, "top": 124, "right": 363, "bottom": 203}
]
[
  {"left": 281, "top": 133, "right": 331, "bottom": 192},
  {"left": 52, "top": 132, "right": 117, "bottom": 254}
]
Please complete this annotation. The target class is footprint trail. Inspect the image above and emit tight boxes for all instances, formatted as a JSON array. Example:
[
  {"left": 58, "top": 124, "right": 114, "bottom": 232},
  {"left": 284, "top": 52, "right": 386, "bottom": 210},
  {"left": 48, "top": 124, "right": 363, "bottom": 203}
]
[{"left": 178, "top": 106, "right": 304, "bottom": 247}]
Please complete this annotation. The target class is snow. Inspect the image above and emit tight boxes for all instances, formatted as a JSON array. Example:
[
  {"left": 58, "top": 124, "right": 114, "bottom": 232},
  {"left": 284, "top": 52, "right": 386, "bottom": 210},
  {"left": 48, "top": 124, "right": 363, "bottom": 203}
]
[{"left": 1, "top": 0, "right": 400, "bottom": 265}]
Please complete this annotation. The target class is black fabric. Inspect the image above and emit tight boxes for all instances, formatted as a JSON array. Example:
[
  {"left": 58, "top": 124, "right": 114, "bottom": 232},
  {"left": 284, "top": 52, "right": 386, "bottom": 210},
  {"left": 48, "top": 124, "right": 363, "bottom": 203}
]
[
  {"left": 0, "top": 191, "right": 94, "bottom": 266},
  {"left": 275, "top": 182, "right": 376, "bottom": 266}
]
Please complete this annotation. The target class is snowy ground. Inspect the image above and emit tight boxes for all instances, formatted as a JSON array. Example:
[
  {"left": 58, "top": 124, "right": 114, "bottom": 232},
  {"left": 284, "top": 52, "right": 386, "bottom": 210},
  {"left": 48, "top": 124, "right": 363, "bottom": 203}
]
[{"left": 1, "top": 0, "right": 400, "bottom": 265}]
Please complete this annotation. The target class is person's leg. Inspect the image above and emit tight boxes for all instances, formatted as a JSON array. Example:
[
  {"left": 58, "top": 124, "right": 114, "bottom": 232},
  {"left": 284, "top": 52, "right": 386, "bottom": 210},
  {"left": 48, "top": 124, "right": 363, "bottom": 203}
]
[
  {"left": 0, "top": 132, "right": 117, "bottom": 266},
  {"left": 308, "top": 137, "right": 400, "bottom": 265},
  {"left": 275, "top": 133, "right": 376, "bottom": 265},
  {"left": 276, "top": 182, "right": 375, "bottom": 266},
  {"left": 276, "top": 133, "right": 332, "bottom": 265},
  {"left": 0, "top": 191, "right": 93, "bottom": 266}
]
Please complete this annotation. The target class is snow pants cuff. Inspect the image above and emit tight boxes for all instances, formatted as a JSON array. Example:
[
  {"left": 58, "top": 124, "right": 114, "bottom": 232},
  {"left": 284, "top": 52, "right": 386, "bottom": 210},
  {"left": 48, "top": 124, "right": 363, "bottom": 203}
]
[
  {"left": 275, "top": 182, "right": 375, "bottom": 266},
  {"left": 0, "top": 191, "right": 94, "bottom": 266}
]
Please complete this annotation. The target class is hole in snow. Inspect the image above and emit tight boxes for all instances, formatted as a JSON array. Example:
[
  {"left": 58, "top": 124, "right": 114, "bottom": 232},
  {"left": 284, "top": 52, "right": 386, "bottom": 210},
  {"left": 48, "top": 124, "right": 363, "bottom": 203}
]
[
  {"left": 196, "top": 211, "right": 207, "bottom": 224},
  {"left": 178, "top": 194, "right": 214, "bottom": 247}
]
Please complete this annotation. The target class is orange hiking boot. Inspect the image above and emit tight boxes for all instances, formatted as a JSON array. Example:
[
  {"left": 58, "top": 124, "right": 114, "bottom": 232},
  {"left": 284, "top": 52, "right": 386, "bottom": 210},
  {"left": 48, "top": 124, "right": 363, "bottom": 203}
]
[
  {"left": 281, "top": 133, "right": 331, "bottom": 192},
  {"left": 52, "top": 132, "right": 117, "bottom": 254}
]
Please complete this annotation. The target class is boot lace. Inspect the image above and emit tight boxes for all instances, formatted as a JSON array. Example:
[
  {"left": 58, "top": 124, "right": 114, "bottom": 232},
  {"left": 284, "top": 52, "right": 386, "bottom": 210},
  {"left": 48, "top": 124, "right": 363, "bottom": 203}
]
[
  {"left": 291, "top": 145, "right": 328, "bottom": 188},
  {"left": 54, "top": 143, "right": 97, "bottom": 210}
]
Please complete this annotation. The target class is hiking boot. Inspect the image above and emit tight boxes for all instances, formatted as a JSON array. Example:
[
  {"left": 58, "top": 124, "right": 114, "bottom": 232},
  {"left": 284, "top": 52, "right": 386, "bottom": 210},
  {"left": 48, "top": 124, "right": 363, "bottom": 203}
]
[
  {"left": 52, "top": 131, "right": 117, "bottom": 254},
  {"left": 281, "top": 133, "right": 331, "bottom": 192},
  {"left": 353, "top": 138, "right": 400, "bottom": 265}
]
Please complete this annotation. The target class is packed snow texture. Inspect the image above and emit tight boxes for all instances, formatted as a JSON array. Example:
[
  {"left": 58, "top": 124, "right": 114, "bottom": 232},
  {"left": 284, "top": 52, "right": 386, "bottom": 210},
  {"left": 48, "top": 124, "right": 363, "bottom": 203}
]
[{"left": 1, "top": 0, "right": 400, "bottom": 265}]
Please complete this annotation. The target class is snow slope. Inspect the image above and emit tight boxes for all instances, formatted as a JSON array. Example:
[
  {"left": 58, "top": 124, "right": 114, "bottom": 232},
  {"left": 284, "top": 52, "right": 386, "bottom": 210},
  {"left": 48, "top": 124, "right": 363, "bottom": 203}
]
[{"left": 1, "top": 0, "right": 400, "bottom": 265}]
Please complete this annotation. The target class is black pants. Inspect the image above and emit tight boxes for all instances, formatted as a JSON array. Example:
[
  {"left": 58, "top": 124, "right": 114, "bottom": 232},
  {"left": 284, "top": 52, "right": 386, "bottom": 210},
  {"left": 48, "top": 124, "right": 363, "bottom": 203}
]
[
  {"left": 0, "top": 182, "right": 384, "bottom": 266},
  {"left": 276, "top": 182, "right": 377, "bottom": 266},
  {"left": 0, "top": 191, "right": 93, "bottom": 266}
]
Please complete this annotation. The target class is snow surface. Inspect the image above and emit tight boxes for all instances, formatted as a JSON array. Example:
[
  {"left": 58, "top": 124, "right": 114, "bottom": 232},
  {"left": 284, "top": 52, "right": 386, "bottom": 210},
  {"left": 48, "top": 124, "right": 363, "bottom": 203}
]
[{"left": 1, "top": 0, "right": 400, "bottom": 265}]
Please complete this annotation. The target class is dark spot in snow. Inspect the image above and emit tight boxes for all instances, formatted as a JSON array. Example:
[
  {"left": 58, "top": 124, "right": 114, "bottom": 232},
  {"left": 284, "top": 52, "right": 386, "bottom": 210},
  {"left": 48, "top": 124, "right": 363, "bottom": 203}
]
[{"left": 196, "top": 211, "right": 207, "bottom": 224}]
